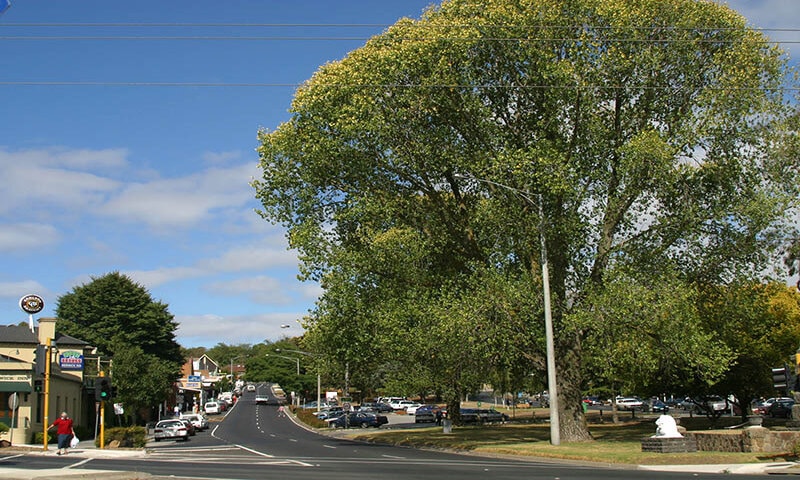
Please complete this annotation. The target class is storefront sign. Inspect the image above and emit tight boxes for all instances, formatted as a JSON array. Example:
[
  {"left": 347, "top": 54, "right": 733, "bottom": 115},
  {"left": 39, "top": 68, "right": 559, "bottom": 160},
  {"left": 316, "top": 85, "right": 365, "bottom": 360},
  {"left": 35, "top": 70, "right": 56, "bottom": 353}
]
[
  {"left": 185, "top": 375, "right": 201, "bottom": 389},
  {"left": 58, "top": 351, "right": 84, "bottom": 371},
  {"left": 19, "top": 294, "right": 44, "bottom": 314}
]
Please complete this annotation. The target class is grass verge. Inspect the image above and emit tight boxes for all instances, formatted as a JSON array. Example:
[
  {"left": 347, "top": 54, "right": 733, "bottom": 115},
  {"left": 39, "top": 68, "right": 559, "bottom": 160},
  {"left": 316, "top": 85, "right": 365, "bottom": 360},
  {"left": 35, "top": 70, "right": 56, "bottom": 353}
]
[{"left": 342, "top": 421, "right": 797, "bottom": 465}]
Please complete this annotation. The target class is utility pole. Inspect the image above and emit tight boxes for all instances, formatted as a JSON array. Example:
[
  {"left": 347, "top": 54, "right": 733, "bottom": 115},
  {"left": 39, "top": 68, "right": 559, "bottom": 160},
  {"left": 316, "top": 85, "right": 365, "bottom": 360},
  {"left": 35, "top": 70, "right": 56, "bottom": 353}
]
[{"left": 42, "top": 338, "right": 52, "bottom": 451}]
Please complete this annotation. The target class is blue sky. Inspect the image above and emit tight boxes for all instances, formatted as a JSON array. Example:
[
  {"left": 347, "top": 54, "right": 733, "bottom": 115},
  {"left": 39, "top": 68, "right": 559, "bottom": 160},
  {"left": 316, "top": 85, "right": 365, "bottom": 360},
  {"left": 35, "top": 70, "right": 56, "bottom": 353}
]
[{"left": 1, "top": 1, "right": 797, "bottom": 349}]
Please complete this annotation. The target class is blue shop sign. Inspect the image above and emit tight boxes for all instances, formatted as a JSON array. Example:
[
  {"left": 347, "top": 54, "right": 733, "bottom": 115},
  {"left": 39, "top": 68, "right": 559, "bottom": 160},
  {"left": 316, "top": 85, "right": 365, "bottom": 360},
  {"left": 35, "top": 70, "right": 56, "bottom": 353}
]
[{"left": 59, "top": 351, "right": 84, "bottom": 371}]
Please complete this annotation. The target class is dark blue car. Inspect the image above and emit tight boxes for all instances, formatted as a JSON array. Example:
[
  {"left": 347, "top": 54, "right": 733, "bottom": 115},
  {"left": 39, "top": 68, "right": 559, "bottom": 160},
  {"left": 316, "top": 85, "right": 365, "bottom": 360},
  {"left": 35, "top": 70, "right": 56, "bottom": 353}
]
[{"left": 329, "top": 412, "right": 388, "bottom": 428}]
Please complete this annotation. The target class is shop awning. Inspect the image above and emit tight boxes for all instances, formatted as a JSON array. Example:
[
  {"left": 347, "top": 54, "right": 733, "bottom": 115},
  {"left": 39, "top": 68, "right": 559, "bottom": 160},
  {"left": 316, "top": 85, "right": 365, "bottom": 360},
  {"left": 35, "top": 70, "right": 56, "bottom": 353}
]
[{"left": 0, "top": 381, "right": 32, "bottom": 393}]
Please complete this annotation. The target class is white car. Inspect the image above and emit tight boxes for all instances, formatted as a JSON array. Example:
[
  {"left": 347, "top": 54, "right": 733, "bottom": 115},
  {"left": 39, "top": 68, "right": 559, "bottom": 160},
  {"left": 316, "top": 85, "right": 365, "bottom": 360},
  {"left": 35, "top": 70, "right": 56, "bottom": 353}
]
[
  {"left": 180, "top": 413, "right": 209, "bottom": 431},
  {"left": 616, "top": 397, "right": 644, "bottom": 410},
  {"left": 405, "top": 403, "right": 424, "bottom": 415},
  {"left": 204, "top": 401, "right": 221, "bottom": 414},
  {"left": 389, "top": 400, "right": 419, "bottom": 411},
  {"left": 154, "top": 419, "right": 189, "bottom": 442}
]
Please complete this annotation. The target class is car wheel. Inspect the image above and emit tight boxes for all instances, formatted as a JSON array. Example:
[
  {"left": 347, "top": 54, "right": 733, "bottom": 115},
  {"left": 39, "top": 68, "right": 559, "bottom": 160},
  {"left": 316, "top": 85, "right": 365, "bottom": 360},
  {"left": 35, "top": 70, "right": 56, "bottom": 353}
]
[{"left": 154, "top": 438, "right": 160, "bottom": 442}]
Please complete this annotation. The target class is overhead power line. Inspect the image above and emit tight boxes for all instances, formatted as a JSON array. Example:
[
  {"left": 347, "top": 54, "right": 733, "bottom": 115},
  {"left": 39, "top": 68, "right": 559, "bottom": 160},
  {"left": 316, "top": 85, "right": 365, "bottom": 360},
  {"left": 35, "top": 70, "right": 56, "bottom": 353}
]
[
  {"left": 0, "top": 81, "right": 796, "bottom": 91},
  {"left": 0, "top": 35, "right": 798, "bottom": 44},
  {"left": 0, "top": 22, "right": 798, "bottom": 32}
]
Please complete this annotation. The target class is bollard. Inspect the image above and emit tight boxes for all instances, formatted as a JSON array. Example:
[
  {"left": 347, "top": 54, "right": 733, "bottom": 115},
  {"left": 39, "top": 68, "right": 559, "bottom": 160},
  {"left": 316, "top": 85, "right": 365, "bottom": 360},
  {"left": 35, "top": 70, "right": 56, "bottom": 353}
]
[{"left": 442, "top": 419, "right": 452, "bottom": 434}]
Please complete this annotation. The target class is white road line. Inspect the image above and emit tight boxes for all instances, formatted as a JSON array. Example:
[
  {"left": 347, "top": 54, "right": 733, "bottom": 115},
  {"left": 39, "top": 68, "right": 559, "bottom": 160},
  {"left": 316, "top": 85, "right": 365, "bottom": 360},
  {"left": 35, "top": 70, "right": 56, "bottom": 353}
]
[
  {"left": 323, "top": 444, "right": 337, "bottom": 449},
  {"left": 382, "top": 454, "right": 406, "bottom": 459},
  {"left": 235, "top": 444, "right": 275, "bottom": 458},
  {"left": 64, "top": 458, "right": 92, "bottom": 469},
  {"left": 0, "top": 454, "right": 25, "bottom": 461}
]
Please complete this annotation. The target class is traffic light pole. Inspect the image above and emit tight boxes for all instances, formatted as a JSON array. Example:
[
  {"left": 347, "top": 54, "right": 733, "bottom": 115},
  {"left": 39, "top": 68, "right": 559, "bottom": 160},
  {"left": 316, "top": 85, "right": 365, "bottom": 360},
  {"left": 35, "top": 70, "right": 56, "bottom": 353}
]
[
  {"left": 99, "top": 371, "right": 105, "bottom": 450},
  {"left": 42, "top": 338, "right": 52, "bottom": 451}
]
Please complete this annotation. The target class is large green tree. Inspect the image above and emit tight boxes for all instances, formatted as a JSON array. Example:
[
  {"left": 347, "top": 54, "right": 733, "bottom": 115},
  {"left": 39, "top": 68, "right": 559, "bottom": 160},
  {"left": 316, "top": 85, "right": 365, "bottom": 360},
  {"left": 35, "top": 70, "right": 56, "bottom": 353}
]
[
  {"left": 698, "top": 282, "right": 800, "bottom": 417},
  {"left": 55, "top": 272, "right": 183, "bottom": 422},
  {"left": 254, "top": 0, "right": 799, "bottom": 441}
]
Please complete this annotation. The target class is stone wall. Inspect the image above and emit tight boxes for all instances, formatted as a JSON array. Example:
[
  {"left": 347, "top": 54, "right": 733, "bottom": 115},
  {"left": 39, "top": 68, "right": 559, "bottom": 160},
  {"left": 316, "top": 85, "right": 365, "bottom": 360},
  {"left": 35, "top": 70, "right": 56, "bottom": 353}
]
[{"left": 686, "top": 427, "right": 800, "bottom": 453}]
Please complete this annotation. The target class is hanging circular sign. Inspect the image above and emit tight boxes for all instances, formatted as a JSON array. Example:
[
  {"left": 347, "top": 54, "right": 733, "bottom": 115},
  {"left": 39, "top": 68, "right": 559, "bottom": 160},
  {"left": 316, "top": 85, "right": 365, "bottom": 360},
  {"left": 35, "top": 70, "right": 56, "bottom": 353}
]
[{"left": 19, "top": 294, "right": 44, "bottom": 314}]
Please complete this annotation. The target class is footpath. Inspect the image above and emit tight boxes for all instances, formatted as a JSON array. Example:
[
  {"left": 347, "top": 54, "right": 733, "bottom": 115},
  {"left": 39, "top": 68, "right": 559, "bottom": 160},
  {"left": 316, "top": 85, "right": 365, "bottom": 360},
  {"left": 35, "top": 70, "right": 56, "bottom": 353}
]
[{"left": 3, "top": 426, "right": 800, "bottom": 478}]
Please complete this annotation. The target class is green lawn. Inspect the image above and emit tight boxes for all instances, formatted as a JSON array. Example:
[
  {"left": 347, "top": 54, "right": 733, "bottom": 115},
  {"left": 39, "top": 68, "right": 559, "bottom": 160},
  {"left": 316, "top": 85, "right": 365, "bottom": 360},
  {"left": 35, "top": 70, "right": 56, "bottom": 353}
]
[{"left": 341, "top": 420, "right": 797, "bottom": 465}]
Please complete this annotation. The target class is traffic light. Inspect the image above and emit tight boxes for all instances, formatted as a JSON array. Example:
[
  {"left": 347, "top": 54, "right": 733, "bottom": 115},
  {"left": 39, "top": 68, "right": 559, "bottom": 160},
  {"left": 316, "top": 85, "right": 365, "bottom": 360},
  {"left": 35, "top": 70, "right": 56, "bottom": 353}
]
[
  {"left": 33, "top": 379, "right": 43, "bottom": 392},
  {"left": 772, "top": 366, "right": 789, "bottom": 389},
  {"left": 34, "top": 345, "right": 46, "bottom": 376},
  {"left": 95, "top": 377, "right": 112, "bottom": 401}
]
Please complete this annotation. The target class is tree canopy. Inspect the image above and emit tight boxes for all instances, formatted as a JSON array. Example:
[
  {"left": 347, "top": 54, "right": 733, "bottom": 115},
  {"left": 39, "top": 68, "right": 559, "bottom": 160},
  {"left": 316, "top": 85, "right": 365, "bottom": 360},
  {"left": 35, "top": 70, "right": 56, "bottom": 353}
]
[
  {"left": 254, "top": 0, "right": 799, "bottom": 441},
  {"left": 55, "top": 272, "right": 183, "bottom": 422}
]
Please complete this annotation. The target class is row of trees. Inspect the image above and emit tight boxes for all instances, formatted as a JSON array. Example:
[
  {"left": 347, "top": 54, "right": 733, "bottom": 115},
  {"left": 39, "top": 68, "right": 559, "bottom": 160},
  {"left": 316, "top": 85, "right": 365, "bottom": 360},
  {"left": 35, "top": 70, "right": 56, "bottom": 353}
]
[{"left": 252, "top": 0, "right": 800, "bottom": 441}]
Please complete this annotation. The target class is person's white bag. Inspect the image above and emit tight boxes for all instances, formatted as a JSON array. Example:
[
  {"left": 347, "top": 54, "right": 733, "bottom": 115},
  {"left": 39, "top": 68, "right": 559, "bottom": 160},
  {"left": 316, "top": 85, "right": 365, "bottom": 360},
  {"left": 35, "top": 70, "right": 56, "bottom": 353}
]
[{"left": 70, "top": 435, "right": 79, "bottom": 448}]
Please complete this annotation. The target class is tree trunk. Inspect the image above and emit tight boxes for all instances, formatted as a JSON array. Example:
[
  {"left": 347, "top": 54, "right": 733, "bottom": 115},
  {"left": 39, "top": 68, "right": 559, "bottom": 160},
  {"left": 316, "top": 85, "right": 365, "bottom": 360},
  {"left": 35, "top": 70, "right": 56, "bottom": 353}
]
[{"left": 555, "top": 330, "right": 593, "bottom": 442}]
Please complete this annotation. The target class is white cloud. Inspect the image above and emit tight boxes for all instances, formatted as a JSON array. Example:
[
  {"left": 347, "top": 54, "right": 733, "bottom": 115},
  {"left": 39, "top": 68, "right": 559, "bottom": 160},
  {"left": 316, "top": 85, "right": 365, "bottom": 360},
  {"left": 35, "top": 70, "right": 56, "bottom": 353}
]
[
  {"left": 120, "top": 238, "right": 301, "bottom": 290},
  {"left": 0, "top": 223, "right": 60, "bottom": 251},
  {"left": 175, "top": 312, "right": 305, "bottom": 347},
  {"left": 0, "top": 147, "right": 124, "bottom": 216},
  {"left": 96, "top": 163, "right": 259, "bottom": 230},
  {"left": 0, "top": 279, "right": 50, "bottom": 300},
  {"left": 124, "top": 266, "right": 204, "bottom": 289},
  {"left": 200, "top": 241, "right": 297, "bottom": 272},
  {"left": 205, "top": 275, "right": 294, "bottom": 305},
  {"left": 723, "top": 0, "right": 800, "bottom": 59},
  {"left": 203, "top": 150, "right": 243, "bottom": 165}
]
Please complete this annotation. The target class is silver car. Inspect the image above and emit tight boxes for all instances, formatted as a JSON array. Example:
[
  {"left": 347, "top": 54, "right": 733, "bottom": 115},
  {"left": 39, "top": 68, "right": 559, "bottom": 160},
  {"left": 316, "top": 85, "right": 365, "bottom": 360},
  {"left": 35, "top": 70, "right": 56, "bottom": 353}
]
[{"left": 154, "top": 419, "right": 189, "bottom": 442}]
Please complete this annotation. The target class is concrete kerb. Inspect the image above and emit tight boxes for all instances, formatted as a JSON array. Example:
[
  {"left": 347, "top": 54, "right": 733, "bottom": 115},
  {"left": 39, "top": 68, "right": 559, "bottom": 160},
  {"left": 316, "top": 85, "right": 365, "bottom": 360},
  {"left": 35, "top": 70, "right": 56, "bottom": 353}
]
[
  {"left": 5, "top": 440, "right": 149, "bottom": 459},
  {"left": 0, "top": 442, "right": 152, "bottom": 480}
]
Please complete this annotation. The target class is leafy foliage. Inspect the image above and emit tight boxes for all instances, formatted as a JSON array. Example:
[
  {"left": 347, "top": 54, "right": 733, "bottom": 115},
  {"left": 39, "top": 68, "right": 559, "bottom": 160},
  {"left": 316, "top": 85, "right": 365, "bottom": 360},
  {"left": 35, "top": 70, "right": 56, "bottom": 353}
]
[
  {"left": 55, "top": 272, "right": 183, "bottom": 424},
  {"left": 254, "top": 0, "right": 799, "bottom": 440},
  {"left": 56, "top": 272, "right": 183, "bottom": 364},
  {"left": 698, "top": 282, "right": 800, "bottom": 416}
]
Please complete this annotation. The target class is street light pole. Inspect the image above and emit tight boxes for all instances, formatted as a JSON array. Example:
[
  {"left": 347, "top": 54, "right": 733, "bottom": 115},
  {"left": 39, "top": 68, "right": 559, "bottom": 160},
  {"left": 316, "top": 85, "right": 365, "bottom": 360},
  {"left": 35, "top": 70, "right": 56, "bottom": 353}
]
[
  {"left": 265, "top": 354, "right": 300, "bottom": 375},
  {"left": 455, "top": 174, "right": 560, "bottom": 445},
  {"left": 276, "top": 349, "right": 323, "bottom": 413}
]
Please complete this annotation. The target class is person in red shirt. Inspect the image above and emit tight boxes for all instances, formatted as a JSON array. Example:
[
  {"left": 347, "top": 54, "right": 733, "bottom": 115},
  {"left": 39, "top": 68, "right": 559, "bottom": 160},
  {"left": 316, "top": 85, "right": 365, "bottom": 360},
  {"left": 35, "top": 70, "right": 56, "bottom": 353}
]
[{"left": 49, "top": 411, "right": 75, "bottom": 455}]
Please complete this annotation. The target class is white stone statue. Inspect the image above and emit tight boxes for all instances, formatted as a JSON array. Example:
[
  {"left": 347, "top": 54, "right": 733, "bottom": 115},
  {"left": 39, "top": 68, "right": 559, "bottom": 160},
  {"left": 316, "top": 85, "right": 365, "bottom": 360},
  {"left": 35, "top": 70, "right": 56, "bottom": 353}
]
[{"left": 652, "top": 414, "right": 682, "bottom": 438}]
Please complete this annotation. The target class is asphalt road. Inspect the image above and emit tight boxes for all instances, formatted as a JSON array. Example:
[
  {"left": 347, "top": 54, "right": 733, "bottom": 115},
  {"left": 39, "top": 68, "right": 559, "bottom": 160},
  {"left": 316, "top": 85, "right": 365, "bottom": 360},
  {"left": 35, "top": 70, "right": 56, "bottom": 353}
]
[{"left": 0, "top": 386, "right": 771, "bottom": 480}]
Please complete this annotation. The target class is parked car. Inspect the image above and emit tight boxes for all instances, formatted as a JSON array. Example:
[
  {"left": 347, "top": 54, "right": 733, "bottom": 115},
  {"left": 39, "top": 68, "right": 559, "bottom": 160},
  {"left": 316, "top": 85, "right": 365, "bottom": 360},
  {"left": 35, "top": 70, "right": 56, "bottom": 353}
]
[
  {"left": 177, "top": 418, "right": 196, "bottom": 436},
  {"left": 360, "top": 402, "right": 394, "bottom": 413},
  {"left": 754, "top": 397, "right": 793, "bottom": 415},
  {"left": 204, "top": 401, "right": 221, "bottom": 415},
  {"left": 649, "top": 400, "right": 669, "bottom": 413},
  {"left": 180, "top": 413, "right": 209, "bottom": 431},
  {"left": 694, "top": 395, "right": 727, "bottom": 413},
  {"left": 328, "top": 412, "right": 388, "bottom": 428},
  {"left": 154, "top": 419, "right": 190, "bottom": 442},
  {"left": 616, "top": 397, "right": 644, "bottom": 410},
  {"left": 389, "top": 400, "right": 419, "bottom": 411},
  {"left": 769, "top": 399, "right": 795, "bottom": 418},
  {"left": 405, "top": 403, "right": 424, "bottom": 415},
  {"left": 414, "top": 405, "right": 445, "bottom": 423},
  {"left": 477, "top": 409, "right": 509, "bottom": 423},
  {"left": 314, "top": 407, "right": 344, "bottom": 420}
]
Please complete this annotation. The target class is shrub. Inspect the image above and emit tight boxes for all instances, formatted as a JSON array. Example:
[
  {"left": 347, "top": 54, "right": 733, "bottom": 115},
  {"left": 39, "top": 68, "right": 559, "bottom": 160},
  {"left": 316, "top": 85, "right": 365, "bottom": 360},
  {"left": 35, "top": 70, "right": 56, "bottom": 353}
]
[
  {"left": 97, "top": 426, "right": 147, "bottom": 448},
  {"left": 31, "top": 430, "right": 57, "bottom": 445},
  {"left": 293, "top": 407, "right": 328, "bottom": 428}
]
